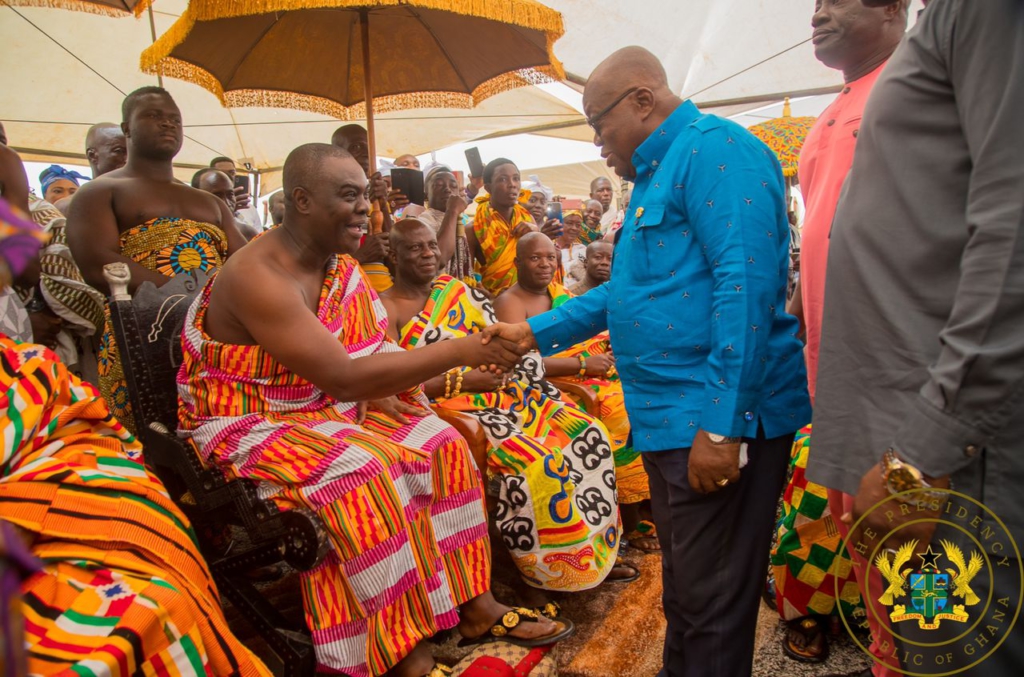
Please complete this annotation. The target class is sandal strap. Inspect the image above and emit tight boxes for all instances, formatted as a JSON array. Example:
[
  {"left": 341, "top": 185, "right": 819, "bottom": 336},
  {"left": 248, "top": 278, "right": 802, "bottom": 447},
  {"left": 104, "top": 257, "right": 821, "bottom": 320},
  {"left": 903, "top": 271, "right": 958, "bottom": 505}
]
[
  {"left": 539, "top": 601, "right": 561, "bottom": 619},
  {"left": 489, "top": 607, "right": 539, "bottom": 637},
  {"left": 427, "top": 664, "right": 453, "bottom": 677}
]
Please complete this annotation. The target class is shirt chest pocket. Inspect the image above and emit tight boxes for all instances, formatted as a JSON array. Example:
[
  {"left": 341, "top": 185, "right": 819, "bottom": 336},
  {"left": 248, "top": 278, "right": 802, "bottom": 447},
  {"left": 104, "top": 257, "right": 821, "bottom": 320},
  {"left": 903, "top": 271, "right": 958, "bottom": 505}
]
[{"left": 633, "top": 204, "right": 672, "bottom": 282}]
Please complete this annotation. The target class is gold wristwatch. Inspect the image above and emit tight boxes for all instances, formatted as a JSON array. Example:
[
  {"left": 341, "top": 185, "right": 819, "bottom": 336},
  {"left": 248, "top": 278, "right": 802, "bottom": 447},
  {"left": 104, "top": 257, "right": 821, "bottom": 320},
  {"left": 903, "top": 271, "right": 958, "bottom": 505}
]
[{"left": 881, "top": 448, "right": 948, "bottom": 508}]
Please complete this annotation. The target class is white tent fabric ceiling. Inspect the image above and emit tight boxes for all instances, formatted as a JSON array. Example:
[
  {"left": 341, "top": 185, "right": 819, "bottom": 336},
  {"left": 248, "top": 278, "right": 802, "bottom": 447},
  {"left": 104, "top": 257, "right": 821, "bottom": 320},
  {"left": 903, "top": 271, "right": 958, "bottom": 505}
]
[{"left": 1, "top": 0, "right": 923, "bottom": 186}]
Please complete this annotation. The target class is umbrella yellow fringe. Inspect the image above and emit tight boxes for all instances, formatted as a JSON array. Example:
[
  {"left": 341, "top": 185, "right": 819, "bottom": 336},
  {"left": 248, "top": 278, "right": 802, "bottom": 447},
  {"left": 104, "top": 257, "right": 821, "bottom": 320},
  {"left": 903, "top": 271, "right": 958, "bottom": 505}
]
[
  {"left": 140, "top": 0, "right": 565, "bottom": 120},
  {"left": 4, "top": 0, "right": 151, "bottom": 16},
  {"left": 148, "top": 56, "right": 562, "bottom": 121}
]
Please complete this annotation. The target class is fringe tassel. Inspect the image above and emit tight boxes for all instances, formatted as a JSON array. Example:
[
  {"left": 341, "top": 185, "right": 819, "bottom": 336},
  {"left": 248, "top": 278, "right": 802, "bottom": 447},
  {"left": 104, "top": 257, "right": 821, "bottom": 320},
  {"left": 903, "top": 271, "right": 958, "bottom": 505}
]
[
  {"left": 147, "top": 57, "right": 560, "bottom": 121},
  {"left": 5, "top": 0, "right": 152, "bottom": 17}
]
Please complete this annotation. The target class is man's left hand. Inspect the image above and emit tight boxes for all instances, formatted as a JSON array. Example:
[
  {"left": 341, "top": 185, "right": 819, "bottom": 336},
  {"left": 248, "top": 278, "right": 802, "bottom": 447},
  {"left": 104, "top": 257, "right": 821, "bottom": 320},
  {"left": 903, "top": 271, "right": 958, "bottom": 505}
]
[
  {"left": 688, "top": 430, "right": 741, "bottom": 494},
  {"left": 843, "top": 459, "right": 951, "bottom": 557}
]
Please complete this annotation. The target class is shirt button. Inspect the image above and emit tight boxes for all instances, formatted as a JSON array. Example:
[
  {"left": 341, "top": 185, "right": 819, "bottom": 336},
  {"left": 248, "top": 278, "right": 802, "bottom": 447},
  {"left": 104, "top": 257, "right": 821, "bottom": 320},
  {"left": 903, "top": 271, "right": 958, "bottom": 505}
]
[
  {"left": 744, "top": 412, "right": 754, "bottom": 422},
  {"left": 964, "top": 444, "right": 981, "bottom": 458},
  {"left": 842, "top": 87, "right": 851, "bottom": 94},
  {"left": 827, "top": 119, "right": 836, "bottom": 127},
  {"left": 852, "top": 129, "right": 859, "bottom": 138}
]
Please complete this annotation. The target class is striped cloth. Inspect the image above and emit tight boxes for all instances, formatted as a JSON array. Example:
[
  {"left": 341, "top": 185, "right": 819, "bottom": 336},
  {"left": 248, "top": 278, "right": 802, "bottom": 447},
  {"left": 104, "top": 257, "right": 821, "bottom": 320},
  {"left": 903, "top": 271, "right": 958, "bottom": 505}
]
[
  {"left": 0, "top": 334, "right": 269, "bottom": 677},
  {"left": 177, "top": 256, "right": 491, "bottom": 676},
  {"left": 397, "top": 276, "right": 620, "bottom": 592}
]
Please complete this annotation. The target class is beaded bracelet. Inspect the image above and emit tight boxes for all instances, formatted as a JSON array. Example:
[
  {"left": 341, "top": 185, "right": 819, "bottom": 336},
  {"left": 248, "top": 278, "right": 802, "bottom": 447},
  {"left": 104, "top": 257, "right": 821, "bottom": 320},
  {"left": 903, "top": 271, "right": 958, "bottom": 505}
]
[
  {"left": 453, "top": 369, "right": 465, "bottom": 398},
  {"left": 444, "top": 370, "right": 452, "bottom": 399},
  {"left": 577, "top": 355, "right": 587, "bottom": 378}
]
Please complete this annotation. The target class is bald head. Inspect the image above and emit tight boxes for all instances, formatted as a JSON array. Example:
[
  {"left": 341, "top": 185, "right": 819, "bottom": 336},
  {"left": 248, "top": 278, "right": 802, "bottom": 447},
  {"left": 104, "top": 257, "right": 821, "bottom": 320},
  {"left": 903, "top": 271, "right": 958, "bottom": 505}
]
[
  {"left": 394, "top": 154, "right": 420, "bottom": 170},
  {"left": 196, "top": 168, "right": 235, "bottom": 212},
  {"left": 583, "top": 47, "right": 682, "bottom": 181},
  {"left": 85, "top": 122, "right": 126, "bottom": 177},
  {"left": 390, "top": 216, "right": 432, "bottom": 250},
  {"left": 268, "top": 190, "right": 286, "bottom": 225},
  {"left": 283, "top": 143, "right": 356, "bottom": 202},
  {"left": 515, "top": 231, "right": 558, "bottom": 290},
  {"left": 331, "top": 124, "right": 370, "bottom": 174}
]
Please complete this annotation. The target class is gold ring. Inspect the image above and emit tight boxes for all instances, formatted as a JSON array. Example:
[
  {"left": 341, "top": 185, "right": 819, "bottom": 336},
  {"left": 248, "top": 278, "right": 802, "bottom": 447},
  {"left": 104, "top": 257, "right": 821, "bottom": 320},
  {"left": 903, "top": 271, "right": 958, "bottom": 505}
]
[{"left": 716, "top": 478, "right": 729, "bottom": 487}]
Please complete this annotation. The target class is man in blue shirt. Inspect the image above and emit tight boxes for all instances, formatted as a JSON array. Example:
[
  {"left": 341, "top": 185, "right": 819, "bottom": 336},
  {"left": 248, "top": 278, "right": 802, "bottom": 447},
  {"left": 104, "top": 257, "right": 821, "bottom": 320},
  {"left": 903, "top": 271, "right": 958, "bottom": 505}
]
[{"left": 483, "top": 47, "right": 811, "bottom": 676}]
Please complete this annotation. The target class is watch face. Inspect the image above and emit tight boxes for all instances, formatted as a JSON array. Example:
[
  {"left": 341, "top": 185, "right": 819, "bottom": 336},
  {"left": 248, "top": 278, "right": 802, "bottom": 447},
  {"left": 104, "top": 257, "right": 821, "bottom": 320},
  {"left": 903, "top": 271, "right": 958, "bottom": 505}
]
[{"left": 887, "top": 466, "right": 921, "bottom": 494}]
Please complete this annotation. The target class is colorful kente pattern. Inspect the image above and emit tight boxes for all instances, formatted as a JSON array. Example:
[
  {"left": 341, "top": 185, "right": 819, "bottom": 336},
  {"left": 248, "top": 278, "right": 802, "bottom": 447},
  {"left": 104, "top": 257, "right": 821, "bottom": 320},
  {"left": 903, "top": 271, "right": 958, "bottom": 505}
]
[
  {"left": 397, "top": 276, "right": 619, "bottom": 591},
  {"left": 548, "top": 283, "right": 650, "bottom": 505},
  {"left": 177, "top": 258, "right": 490, "bottom": 676},
  {"left": 771, "top": 426, "right": 863, "bottom": 619},
  {"left": 98, "top": 217, "right": 227, "bottom": 433},
  {"left": 0, "top": 334, "right": 268, "bottom": 677}
]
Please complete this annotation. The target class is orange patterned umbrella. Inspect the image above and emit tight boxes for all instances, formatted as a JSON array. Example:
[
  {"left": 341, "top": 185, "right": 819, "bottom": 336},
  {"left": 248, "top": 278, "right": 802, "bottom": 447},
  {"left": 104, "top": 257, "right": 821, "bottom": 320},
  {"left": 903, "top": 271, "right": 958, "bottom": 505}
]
[
  {"left": 5, "top": 0, "right": 151, "bottom": 16},
  {"left": 141, "top": 0, "right": 565, "bottom": 169},
  {"left": 747, "top": 99, "right": 816, "bottom": 178}
]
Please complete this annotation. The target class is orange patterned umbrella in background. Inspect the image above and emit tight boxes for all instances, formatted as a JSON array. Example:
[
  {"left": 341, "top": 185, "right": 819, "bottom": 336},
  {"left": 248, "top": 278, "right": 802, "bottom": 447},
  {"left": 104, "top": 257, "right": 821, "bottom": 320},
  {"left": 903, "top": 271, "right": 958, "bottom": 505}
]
[
  {"left": 5, "top": 0, "right": 151, "bottom": 15},
  {"left": 747, "top": 98, "right": 816, "bottom": 179},
  {"left": 141, "top": 0, "right": 566, "bottom": 172}
]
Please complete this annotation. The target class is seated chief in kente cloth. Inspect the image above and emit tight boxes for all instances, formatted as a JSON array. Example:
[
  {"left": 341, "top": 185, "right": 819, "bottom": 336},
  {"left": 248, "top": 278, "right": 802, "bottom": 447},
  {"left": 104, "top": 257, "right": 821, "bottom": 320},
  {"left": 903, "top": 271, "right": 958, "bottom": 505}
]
[
  {"left": 381, "top": 220, "right": 622, "bottom": 593},
  {"left": 176, "top": 144, "right": 570, "bottom": 677},
  {"left": 0, "top": 197, "right": 269, "bottom": 677}
]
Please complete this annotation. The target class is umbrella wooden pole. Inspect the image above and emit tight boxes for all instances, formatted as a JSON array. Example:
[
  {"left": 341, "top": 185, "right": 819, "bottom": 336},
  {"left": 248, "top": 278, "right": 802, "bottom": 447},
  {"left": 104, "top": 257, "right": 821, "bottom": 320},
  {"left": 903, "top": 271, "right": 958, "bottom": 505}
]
[{"left": 360, "top": 9, "right": 376, "bottom": 174}]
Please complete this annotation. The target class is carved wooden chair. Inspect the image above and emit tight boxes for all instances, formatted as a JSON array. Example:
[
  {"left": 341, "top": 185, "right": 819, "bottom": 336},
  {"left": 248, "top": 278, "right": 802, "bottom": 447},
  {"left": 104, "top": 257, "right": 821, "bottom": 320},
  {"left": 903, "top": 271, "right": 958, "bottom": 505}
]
[
  {"left": 102, "top": 263, "right": 326, "bottom": 676},
  {"left": 548, "top": 377, "right": 601, "bottom": 416}
]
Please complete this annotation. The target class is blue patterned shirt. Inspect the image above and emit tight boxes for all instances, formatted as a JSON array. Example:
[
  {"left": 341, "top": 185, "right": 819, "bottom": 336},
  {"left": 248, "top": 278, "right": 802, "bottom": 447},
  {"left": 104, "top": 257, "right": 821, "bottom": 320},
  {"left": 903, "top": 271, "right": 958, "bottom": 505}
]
[{"left": 527, "top": 101, "right": 811, "bottom": 451}]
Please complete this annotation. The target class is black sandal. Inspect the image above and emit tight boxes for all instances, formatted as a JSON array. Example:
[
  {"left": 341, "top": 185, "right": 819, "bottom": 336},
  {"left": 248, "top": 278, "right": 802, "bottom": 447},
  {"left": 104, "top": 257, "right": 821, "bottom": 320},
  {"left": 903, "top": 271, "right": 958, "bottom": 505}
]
[
  {"left": 458, "top": 607, "right": 575, "bottom": 648},
  {"left": 782, "top": 616, "right": 829, "bottom": 664}
]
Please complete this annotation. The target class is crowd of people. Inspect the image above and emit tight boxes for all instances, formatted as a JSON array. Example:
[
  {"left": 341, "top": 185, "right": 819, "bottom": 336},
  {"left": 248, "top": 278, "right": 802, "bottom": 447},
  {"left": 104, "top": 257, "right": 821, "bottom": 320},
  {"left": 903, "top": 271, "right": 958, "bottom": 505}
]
[{"left": 1, "top": 0, "right": 1022, "bottom": 676}]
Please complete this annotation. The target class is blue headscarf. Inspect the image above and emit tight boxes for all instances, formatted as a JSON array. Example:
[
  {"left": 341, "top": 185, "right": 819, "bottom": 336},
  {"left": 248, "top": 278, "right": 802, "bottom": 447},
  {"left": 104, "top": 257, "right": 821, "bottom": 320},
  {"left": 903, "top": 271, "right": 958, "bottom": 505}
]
[{"left": 39, "top": 164, "right": 89, "bottom": 197}]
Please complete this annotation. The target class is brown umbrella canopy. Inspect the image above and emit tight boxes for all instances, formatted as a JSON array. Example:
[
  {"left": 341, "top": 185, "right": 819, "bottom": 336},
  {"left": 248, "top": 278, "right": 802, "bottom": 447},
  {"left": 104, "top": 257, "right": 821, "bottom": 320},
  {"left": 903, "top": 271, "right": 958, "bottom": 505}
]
[
  {"left": 141, "top": 0, "right": 566, "bottom": 120},
  {"left": 6, "top": 0, "right": 151, "bottom": 15}
]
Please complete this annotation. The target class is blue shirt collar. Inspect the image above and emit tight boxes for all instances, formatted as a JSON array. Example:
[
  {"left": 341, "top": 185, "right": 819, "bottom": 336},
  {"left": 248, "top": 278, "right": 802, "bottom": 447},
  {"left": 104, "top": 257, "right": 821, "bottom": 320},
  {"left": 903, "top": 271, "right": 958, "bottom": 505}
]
[{"left": 632, "top": 100, "right": 702, "bottom": 178}]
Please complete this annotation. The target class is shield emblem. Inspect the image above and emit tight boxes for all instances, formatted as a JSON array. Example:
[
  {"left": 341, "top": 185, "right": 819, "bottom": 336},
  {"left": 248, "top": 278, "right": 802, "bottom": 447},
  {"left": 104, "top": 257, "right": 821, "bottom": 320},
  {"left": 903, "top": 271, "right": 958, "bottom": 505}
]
[{"left": 910, "top": 571, "right": 949, "bottom": 620}]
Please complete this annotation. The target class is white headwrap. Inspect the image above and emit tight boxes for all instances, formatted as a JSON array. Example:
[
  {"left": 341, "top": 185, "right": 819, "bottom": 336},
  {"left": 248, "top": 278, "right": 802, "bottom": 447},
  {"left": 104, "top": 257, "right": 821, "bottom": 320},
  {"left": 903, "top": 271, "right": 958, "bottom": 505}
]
[{"left": 520, "top": 175, "right": 553, "bottom": 202}]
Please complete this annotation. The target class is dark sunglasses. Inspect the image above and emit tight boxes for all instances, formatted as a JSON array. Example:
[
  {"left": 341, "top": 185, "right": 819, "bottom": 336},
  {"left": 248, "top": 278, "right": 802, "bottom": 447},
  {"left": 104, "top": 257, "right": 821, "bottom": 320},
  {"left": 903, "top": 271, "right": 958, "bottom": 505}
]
[{"left": 586, "top": 87, "right": 640, "bottom": 132}]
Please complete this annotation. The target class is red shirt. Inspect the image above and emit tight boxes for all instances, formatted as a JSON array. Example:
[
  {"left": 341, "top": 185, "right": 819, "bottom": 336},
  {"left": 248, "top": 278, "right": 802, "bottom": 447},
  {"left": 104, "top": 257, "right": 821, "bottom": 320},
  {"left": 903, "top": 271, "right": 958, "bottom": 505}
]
[{"left": 798, "top": 63, "right": 886, "bottom": 401}]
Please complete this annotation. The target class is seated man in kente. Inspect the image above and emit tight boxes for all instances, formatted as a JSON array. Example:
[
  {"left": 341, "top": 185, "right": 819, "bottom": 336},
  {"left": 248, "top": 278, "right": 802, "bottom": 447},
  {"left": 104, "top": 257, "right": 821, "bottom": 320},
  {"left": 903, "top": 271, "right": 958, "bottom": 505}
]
[
  {"left": 0, "top": 197, "right": 269, "bottom": 677},
  {"left": 177, "top": 144, "right": 570, "bottom": 677},
  {"left": 381, "top": 220, "right": 626, "bottom": 592},
  {"left": 495, "top": 234, "right": 655, "bottom": 552},
  {"left": 67, "top": 86, "right": 246, "bottom": 431}
]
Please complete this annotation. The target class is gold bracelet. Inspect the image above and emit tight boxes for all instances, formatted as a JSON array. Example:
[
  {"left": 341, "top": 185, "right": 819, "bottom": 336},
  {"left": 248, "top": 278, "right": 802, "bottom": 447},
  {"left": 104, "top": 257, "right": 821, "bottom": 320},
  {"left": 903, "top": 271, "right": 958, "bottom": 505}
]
[
  {"left": 444, "top": 370, "right": 452, "bottom": 399},
  {"left": 453, "top": 369, "right": 465, "bottom": 397},
  {"left": 577, "top": 355, "right": 587, "bottom": 378}
]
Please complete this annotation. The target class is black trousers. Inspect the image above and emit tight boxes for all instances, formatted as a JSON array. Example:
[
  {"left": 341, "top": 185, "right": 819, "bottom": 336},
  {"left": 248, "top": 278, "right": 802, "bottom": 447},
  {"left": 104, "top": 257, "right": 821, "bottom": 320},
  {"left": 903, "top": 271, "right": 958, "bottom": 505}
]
[{"left": 641, "top": 429, "right": 793, "bottom": 677}]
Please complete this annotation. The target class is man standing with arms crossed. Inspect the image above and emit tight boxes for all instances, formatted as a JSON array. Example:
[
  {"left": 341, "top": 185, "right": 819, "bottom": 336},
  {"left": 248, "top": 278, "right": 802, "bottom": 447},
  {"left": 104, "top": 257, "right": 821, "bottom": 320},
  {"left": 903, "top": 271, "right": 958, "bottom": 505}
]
[{"left": 484, "top": 46, "right": 810, "bottom": 676}]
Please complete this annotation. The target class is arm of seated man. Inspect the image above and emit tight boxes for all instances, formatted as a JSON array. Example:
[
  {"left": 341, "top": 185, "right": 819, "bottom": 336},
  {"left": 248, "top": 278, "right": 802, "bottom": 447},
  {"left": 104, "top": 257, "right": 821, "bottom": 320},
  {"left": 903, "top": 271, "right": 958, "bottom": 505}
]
[{"left": 215, "top": 260, "right": 524, "bottom": 403}]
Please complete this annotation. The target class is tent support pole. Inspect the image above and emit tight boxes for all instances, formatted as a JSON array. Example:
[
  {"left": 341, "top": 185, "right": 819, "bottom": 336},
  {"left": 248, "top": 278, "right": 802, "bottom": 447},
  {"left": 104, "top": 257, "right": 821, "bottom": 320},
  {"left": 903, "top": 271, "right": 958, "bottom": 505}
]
[{"left": 360, "top": 8, "right": 375, "bottom": 172}]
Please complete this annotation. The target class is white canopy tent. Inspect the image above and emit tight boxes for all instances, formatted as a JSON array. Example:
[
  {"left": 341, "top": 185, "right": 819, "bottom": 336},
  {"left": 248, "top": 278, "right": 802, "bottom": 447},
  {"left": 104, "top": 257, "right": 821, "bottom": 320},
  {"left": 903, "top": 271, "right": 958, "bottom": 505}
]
[{"left": 1, "top": 0, "right": 923, "bottom": 192}]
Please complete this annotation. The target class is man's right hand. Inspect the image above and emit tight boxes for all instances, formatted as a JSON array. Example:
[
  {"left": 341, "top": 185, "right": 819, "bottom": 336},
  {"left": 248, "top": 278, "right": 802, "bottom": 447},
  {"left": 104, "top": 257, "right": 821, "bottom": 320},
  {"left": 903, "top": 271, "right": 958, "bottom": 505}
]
[
  {"left": 369, "top": 172, "right": 390, "bottom": 204},
  {"left": 354, "top": 233, "right": 390, "bottom": 265},
  {"left": 512, "top": 222, "right": 537, "bottom": 239},
  {"left": 585, "top": 352, "right": 615, "bottom": 377},
  {"left": 465, "top": 332, "right": 527, "bottom": 372},
  {"left": 540, "top": 218, "right": 563, "bottom": 240},
  {"left": 446, "top": 193, "right": 469, "bottom": 216},
  {"left": 480, "top": 321, "right": 537, "bottom": 352},
  {"left": 233, "top": 185, "right": 251, "bottom": 211}
]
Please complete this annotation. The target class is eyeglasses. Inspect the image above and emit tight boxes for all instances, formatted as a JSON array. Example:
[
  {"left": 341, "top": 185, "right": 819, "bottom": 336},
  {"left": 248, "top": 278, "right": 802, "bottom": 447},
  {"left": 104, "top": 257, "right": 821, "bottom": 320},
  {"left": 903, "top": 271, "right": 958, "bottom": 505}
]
[{"left": 586, "top": 87, "right": 640, "bottom": 134}]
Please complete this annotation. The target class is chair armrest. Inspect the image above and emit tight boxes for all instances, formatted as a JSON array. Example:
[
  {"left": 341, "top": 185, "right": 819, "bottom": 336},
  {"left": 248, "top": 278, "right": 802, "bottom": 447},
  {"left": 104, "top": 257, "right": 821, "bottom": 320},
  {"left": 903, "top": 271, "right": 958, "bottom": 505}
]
[
  {"left": 549, "top": 378, "right": 599, "bottom": 416},
  {"left": 432, "top": 406, "right": 489, "bottom": 473}
]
